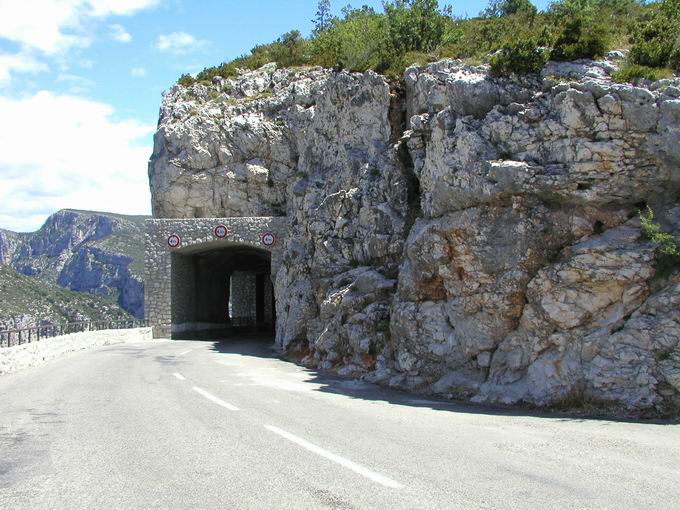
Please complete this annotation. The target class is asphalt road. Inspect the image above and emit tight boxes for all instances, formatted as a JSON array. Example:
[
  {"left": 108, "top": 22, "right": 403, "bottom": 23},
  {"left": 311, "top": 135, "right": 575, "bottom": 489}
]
[{"left": 1, "top": 337, "right": 679, "bottom": 510}]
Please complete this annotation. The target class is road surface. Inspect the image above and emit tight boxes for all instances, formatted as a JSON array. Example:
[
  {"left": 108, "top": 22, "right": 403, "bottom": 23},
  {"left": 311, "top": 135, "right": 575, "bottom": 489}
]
[{"left": 1, "top": 337, "right": 679, "bottom": 509}]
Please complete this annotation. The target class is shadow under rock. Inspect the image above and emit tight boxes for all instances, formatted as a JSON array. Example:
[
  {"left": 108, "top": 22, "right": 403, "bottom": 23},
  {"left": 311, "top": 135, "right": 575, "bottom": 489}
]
[{"left": 205, "top": 336, "right": 680, "bottom": 425}]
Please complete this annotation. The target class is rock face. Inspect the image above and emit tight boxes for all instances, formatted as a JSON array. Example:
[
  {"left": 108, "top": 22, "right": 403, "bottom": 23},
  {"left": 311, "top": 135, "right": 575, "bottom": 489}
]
[
  {"left": 0, "top": 210, "right": 146, "bottom": 320},
  {"left": 150, "top": 59, "right": 680, "bottom": 415}
]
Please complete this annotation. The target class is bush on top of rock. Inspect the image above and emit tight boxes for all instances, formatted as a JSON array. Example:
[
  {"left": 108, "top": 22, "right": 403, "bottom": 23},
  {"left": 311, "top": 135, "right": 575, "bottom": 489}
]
[{"left": 179, "top": 0, "right": 676, "bottom": 84}]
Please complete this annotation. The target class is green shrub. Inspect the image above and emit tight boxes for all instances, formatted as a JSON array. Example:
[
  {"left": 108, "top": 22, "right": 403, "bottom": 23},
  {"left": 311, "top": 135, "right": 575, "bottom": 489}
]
[
  {"left": 641, "top": 207, "right": 680, "bottom": 257},
  {"left": 550, "top": 16, "right": 609, "bottom": 60},
  {"left": 176, "top": 0, "right": 668, "bottom": 85},
  {"left": 177, "top": 73, "right": 195, "bottom": 86},
  {"left": 670, "top": 46, "right": 680, "bottom": 70},
  {"left": 629, "top": 16, "right": 679, "bottom": 68},
  {"left": 612, "top": 64, "right": 673, "bottom": 82},
  {"left": 483, "top": 0, "right": 537, "bottom": 18},
  {"left": 640, "top": 206, "right": 680, "bottom": 279},
  {"left": 269, "top": 30, "right": 309, "bottom": 68},
  {"left": 629, "top": 0, "right": 680, "bottom": 70},
  {"left": 490, "top": 39, "right": 549, "bottom": 76},
  {"left": 309, "top": 7, "right": 385, "bottom": 71},
  {"left": 383, "top": 0, "right": 451, "bottom": 54}
]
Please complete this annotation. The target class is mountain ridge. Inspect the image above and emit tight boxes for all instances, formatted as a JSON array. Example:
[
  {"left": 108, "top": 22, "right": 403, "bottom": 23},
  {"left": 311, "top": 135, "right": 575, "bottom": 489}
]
[{"left": 0, "top": 209, "right": 148, "bottom": 327}]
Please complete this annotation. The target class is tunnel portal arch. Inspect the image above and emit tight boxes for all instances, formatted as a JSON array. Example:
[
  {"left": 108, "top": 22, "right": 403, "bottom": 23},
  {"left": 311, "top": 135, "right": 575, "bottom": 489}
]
[{"left": 144, "top": 217, "right": 287, "bottom": 339}]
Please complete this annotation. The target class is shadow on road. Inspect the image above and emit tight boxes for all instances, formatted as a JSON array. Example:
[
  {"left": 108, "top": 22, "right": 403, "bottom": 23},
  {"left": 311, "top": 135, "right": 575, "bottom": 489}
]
[{"left": 204, "top": 336, "right": 680, "bottom": 426}]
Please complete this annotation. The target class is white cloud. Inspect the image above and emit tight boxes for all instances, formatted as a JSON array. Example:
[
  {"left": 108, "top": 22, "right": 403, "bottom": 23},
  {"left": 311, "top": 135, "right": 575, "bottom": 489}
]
[
  {"left": 156, "top": 32, "right": 208, "bottom": 54},
  {"left": 0, "top": 0, "right": 87, "bottom": 54},
  {"left": 56, "top": 72, "right": 95, "bottom": 94},
  {"left": 57, "top": 73, "right": 87, "bottom": 82},
  {"left": 130, "top": 67, "right": 146, "bottom": 77},
  {"left": 88, "top": 0, "right": 160, "bottom": 17},
  {"left": 0, "top": 0, "right": 159, "bottom": 54},
  {"left": 0, "top": 91, "right": 154, "bottom": 232},
  {"left": 109, "top": 24, "right": 132, "bottom": 43},
  {"left": 0, "top": 52, "right": 48, "bottom": 85}
]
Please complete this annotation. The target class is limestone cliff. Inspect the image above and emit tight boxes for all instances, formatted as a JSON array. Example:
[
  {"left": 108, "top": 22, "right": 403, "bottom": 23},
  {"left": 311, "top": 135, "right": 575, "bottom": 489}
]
[
  {"left": 0, "top": 210, "right": 146, "bottom": 321},
  {"left": 149, "top": 58, "right": 680, "bottom": 415}
]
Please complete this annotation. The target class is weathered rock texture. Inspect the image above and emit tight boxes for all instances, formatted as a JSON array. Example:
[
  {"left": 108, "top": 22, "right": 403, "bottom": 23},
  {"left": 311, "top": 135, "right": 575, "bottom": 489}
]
[
  {"left": 150, "top": 58, "right": 680, "bottom": 415},
  {"left": 0, "top": 210, "right": 146, "bottom": 322}
]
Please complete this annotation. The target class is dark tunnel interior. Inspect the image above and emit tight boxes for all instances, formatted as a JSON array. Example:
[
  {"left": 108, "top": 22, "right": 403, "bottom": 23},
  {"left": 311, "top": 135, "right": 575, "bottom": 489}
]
[{"left": 170, "top": 245, "right": 275, "bottom": 339}]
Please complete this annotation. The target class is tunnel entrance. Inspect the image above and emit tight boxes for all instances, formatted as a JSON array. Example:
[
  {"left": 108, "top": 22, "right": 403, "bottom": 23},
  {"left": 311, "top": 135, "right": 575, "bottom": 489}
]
[{"left": 170, "top": 245, "right": 275, "bottom": 339}]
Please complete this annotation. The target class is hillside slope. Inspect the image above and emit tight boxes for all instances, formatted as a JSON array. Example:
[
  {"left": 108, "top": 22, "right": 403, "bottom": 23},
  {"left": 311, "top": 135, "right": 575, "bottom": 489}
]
[
  {"left": 0, "top": 265, "right": 134, "bottom": 330},
  {"left": 0, "top": 209, "right": 147, "bottom": 321}
]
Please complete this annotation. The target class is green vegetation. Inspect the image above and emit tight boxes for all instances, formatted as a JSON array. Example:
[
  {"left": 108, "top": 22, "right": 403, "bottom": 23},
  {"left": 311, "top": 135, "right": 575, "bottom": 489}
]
[
  {"left": 0, "top": 265, "right": 133, "bottom": 327},
  {"left": 612, "top": 63, "right": 674, "bottom": 82},
  {"left": 629, "top": 0, "right": 680, "bottom": 69},
  {"left": 640, "top": 206, "right": 680, "bottom": 279},
  {"left": 178, "top": 0, "right": 678, "bottom": 84},
  {"left": 640, "top": 207, "right": 680, "bottom": 258},
  {"left": 550, "top": 16, "right": 609, "bottom": 61},
  {"left": 490, "top": 39, "right": 549, "bottom": 77}
]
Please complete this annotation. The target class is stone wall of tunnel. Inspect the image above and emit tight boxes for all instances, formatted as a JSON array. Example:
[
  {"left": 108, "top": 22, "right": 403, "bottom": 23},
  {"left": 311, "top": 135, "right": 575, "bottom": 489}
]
[{"left": 144, "top": 217, "right": 287, "bottom": 339}]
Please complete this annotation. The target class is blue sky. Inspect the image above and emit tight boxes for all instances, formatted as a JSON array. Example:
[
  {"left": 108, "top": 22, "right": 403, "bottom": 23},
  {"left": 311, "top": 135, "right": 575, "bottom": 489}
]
[{"left": 0, "top": 0, "right": 549, "bottom": 232}]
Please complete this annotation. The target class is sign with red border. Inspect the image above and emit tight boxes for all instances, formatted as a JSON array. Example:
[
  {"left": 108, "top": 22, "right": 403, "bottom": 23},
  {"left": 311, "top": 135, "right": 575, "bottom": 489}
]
[
  {"left": 167, "top": 234, "right": 181, "bottom": 249},
  {"left": 261, "top": 232, "right": 276, "bottom": 247},
  {"left": 214, "top": 224, "right": 229, "bottom": 239}
]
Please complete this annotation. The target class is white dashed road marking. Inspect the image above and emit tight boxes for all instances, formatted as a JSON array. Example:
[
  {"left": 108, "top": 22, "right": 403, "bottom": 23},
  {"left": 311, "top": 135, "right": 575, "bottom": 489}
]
[
  {"left": 264, "top": 425, "right": 402, "bottom": 489},
  {"left": 192, "top": 386, "right": 240, "bottom": 411},
  {"left": 178, "top": 349, "right": 193, "bottom": 357},
  {"left": 173, "top": 372, "right": 186, "bottom": 381}
]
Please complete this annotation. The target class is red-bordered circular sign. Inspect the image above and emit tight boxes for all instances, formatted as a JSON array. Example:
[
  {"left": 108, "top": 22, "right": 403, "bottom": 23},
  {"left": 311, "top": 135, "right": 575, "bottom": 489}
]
[
  {"left": 214, "top": 224, "right": 229, "bottom": 239},
  {"left": 261, "top": 232, "right": 276, "bottom": 247},
  {"left": 167, "top": 234, "right": 181, "bottom": 249}
]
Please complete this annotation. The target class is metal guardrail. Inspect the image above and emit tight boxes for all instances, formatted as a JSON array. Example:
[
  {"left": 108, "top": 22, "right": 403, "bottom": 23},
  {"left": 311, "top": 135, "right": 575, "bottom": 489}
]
[{"left": 0, "top": 319, "right": 149, "bottom": 349}]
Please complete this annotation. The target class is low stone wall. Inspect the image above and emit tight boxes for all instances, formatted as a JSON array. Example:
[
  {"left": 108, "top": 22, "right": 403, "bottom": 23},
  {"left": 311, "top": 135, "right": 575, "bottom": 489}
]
[{"left": 0, "top": 328, "right": 153, "bottom": 376}]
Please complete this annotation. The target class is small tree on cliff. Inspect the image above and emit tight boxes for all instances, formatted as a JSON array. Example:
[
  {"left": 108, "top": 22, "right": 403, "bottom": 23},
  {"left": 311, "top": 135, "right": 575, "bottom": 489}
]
[
  {"left": 313, "top": 0, "right": 334, "bottom": 36},
  {"left": 383, "top": 0, "right": 453, "bottom": 54}
]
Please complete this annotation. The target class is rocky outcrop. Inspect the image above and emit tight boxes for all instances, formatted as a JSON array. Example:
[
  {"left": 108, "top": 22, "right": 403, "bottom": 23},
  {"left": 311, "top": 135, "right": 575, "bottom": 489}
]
[
  {"left": 0, "top": 210, "right": 146, "bottom": 319},
  {"left": 150, "top": 58, "right": 680, "bottom": 415},
  {"left": 57, "top": 248, "right": 144, "bottom": 318}
]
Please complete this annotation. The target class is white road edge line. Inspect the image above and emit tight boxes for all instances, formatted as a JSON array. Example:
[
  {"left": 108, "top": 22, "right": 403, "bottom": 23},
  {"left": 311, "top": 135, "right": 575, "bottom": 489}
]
[
  {"left": 173, "top": 372, "right": 186, "bottom": 381},
  {"left": 178, "top": 349, "right": 193, "bottom": 357},
  {"left": 192, "top": 386, "right": 240, "bottom": 411},
  {"left": 264, "top": 425, "right": 402, "bottom": 489}
]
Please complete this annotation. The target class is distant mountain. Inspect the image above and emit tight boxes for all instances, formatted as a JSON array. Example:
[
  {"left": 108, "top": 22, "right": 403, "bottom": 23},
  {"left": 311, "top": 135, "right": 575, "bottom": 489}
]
[
  {"left": 0, "top": 209, "right": 148, "bottom": 327},
  {"left": 0, "top": 265, "right": 135, "bottom": 330}
]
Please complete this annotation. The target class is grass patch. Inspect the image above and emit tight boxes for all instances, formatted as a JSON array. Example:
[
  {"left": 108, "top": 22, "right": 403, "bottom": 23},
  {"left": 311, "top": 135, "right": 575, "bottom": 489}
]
[{"left": 612, "top": 64, "right": 674, "bottom": 82}]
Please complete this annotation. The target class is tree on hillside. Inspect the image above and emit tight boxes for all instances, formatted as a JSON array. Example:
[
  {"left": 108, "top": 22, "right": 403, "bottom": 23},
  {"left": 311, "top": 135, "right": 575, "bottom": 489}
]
[
  {"left": 313, "top": 0, "right": 334, "bottom": 36},
  {"left": 272, "top": 30, "right": 307, "bottom": 67},
  {"left": 483, "top": 0, "right": 537, "bottom": 17},
  {"left": 383, "top": 0, "right": 453, "bottom": 53}
]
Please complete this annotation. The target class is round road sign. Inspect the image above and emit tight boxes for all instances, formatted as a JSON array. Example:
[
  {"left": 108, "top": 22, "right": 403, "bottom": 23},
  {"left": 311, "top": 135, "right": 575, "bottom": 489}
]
[
  {"left": 214, "top": 224, "right": 229, "bottom": 239},
  {"left": 167, "top": 234, "right": 181, "bottom": 249},
  {"left": 261, "top": 232, "right": 276, "bottom": 247}
]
